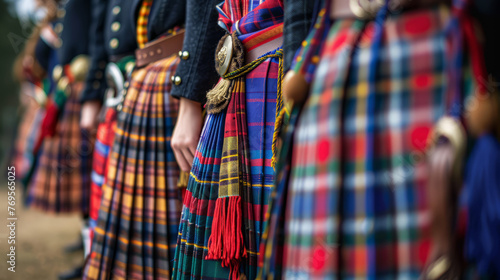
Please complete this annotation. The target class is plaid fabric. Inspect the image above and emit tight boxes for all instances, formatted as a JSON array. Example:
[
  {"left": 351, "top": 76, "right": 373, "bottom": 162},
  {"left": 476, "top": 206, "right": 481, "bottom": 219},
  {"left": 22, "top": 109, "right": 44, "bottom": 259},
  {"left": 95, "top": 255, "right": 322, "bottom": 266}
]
[
  {"left": 276, "top": 5, "right": 476, "bottom": 279},
  {"left": 13, "top": 91, "right": 41, "bottom": 180},
  {"left": 28, "top": 83, "right": 93, "bottom": 214},
  {"left": 257, "top": 8, "right": 331, "bottom": 280},
  {"left": 84, "top": 54, "right": 181, "bottom": 280},
  {"left": 173, "top": 2, "right": 283, "bottom": 279},
  {"left": 137, "top": 0, "right": 153, "bottom": 48},
  {"left": 88, "top": 108, "right": 117, "bottom": 238}
]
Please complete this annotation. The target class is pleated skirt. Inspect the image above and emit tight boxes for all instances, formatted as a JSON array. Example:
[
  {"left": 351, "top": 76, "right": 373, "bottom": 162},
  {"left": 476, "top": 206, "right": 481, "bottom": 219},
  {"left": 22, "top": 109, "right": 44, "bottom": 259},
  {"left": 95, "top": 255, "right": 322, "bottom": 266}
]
[
  {"left": 279, "top": 7, "right": 474, "bottom": 279},
  {"left": 172, "top": 52, "right": 280, "bottom": 280},
  {"left": 28, "top": 83, "right": 93, "bottom": 214},
  {"left": 84, "top": 54, "right": 182, "bottom": 280},
  {"left": 88, "top": 108, "right": 118, "bottom": 241},
  {"left": 13, "top": 89, "right": 41, "bottom": 180}
]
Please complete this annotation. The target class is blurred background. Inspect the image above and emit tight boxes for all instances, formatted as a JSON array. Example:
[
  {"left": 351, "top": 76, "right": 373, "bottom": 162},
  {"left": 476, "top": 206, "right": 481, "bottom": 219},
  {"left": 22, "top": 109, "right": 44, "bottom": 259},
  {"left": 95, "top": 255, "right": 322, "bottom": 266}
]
[
  {"left": 0, "top": 2, "right": 82, "bottom": 279},
  {"left": 0, "top": 0, "right": 28, "bottom": 171}
]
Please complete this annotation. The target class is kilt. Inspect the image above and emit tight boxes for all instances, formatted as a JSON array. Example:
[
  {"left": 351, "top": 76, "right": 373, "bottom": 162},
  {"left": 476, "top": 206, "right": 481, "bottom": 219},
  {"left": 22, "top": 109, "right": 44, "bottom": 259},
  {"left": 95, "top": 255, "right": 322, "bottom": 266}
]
[
  {"left": 88, "top": 108, "right": 117, "bottom": 241},
  {"left": 13, "top": 88, "right": 42, "bottom": 180},
  {"left": 28, "top": 83, "right": 93, "bottom": 214},
  {"left": 279, "top": 6, "right": 475, "bottom": 279},
  {"left": 172, "top": 48, "right": 281, "bottom": 279},
  {"left": 84, "top": 54, "right": 182, "bottom": 280}
]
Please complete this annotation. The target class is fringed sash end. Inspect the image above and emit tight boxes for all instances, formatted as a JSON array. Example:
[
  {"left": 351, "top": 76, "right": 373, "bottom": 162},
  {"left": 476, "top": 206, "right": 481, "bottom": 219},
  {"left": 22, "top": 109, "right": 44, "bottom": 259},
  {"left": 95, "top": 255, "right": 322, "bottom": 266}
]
[{"left": 206, "top": 196, "right": 247, "bottom": 280}]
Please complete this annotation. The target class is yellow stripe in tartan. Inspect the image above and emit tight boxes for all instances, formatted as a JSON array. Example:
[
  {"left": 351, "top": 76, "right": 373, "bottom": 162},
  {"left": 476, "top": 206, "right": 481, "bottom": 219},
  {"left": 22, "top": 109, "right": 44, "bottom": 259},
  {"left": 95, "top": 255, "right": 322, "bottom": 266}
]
[
  {"left": 188, "top": 172, "right": 273, "bottom": 187},
  {"left": 219, "top": 135, "right": 239, "bottom": 197},
  {"left": 179, "top": 237, "right": 259, "bottom": 255},
  {"left": 136, "top": 0, "right": 153, "bottom": 48},
  {"left": 190, "top": 171, "right": 219, "bottom": 185},
  {"left": 95, "top": 227, "right": 170, "bottom": 249},
  {"left": 114, "top": 126, "right": 168, "bottom": 141}
]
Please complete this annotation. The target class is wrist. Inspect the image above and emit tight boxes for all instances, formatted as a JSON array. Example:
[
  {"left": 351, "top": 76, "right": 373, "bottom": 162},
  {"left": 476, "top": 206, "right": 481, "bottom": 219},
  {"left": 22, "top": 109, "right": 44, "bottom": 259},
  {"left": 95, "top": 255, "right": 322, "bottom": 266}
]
[{"left": 179, "top": 97, "right": 202, "bottom": 116}]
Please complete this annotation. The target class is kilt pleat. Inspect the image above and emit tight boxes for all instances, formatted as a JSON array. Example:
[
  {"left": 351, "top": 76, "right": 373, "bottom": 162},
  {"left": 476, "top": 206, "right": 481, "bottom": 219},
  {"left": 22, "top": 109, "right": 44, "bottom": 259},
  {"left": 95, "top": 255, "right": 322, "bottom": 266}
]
[
  {"left": 28, "top": 85, "right": 92, "bottom": 214},
  {"left": 84, "top": 55, "right": 182, "bottom": 280},
  {"left": 89, "top": 108, "right": 117, "bottom": 248}
]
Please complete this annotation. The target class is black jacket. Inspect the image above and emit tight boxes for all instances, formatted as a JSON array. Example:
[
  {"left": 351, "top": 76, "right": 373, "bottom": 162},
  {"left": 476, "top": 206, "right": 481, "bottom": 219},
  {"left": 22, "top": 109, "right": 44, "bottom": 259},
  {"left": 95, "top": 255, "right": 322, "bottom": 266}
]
[
  {"left": 81, "top": 0, "right": 223, "bottom": 104},
  {"left": 283, "top": 0, "right": 317, "bottom": 71},
  {"left": 56, "top": 0, "right": 91, "bottom": 65}
]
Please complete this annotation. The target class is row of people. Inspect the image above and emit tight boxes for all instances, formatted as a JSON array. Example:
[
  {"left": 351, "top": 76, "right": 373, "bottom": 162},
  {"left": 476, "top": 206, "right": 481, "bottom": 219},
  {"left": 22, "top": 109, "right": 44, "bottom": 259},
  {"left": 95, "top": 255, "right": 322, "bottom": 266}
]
[{"left": 13, "top": 0, "right": 500, "bottom": 279}]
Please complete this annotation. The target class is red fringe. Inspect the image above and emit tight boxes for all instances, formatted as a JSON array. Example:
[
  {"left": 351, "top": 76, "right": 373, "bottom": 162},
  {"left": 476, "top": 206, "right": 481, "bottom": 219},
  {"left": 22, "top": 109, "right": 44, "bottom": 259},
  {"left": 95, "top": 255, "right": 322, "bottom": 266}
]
[
  {"left": 206, "top": 196, "right": 247, "bottom": 279},
  {"left": 33, "top": 100, "right": 59, "bottom": 153}
]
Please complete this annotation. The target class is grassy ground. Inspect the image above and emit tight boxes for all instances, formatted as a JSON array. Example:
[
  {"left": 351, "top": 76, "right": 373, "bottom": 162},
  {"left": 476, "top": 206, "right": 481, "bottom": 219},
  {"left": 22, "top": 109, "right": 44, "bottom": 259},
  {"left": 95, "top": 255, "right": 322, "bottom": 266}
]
[{"left": 0, "top": 187, "right": 83, "bottom": 280}]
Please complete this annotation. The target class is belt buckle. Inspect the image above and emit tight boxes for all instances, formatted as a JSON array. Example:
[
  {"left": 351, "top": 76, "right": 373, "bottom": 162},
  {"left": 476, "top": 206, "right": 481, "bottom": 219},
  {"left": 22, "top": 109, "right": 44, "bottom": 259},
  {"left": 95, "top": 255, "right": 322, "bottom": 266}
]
[
  {"left": 104, "top": 62, "right": 125, "bottom": 108},
  {"left": 350, "top": 0, "right": 385, "bottom": 19}
]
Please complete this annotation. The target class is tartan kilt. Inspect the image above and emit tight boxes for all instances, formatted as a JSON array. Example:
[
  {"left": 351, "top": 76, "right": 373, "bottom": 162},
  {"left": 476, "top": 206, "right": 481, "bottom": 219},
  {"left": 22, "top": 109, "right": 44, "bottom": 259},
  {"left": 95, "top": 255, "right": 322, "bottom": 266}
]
[
  {"left": 281, "top": 6, "right": 474, "bottom": 279},
  {"left": 172, "top": 50, "right": 280, "bottom": 280},
  {"left": 28, "top": 83, "right": 93, "bottom": 214},
  {"left": 84, "top": 54, "right": 182, "bottom": 280},
  {"left": 13, "top": 94, "right": 41, "bottom": 180},
  {"left": 88, "top": 108, "right": 118, "bottom": 241}
]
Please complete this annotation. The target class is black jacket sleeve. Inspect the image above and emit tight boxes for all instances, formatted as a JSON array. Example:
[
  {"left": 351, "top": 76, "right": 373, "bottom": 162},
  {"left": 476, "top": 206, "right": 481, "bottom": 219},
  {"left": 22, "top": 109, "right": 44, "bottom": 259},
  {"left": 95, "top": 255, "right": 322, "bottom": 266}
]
[
  {"left": 283, "top": 0, "right": 316, "bottom": 71},
  {"left": 170, "top": 0, "right": 225, "bottom": 104},
  {"left": 80, "top": 0, "right": 110, "bottom": 103},
  {"left": 473, "top": 0, "right": 500, "bottom": 86}
]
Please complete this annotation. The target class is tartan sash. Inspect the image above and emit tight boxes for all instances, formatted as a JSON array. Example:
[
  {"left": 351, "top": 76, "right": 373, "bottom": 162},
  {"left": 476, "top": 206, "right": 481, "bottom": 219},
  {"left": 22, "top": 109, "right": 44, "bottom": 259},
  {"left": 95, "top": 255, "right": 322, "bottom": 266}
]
[{"left": 205, "top": 31, "right": 283, "bottom": 279}]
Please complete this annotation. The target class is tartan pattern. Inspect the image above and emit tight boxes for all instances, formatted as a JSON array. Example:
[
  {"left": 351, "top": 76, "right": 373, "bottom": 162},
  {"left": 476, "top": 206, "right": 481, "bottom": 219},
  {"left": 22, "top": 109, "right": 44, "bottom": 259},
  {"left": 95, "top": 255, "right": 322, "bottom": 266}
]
[
  {"left": 28, "top": 84, "right": 93, "bottom": 214},
  {"left": 83, "top": 55, "right": 182, "bottom": 280},
  {"left": 257, "top": 8, "right": 332, "bottom": 279},
  {"left": 173, "top": 2, "right": 283, "bottom": 275},
  {"left": 217, "top": 0, "right": 283, "bottom": 38},
  {"left": 173, "top": 52, "right": 280, "bottom": 280},
  {"left": 137, "top": 0, "right": 153, "bottom": 48},
  {"left": 279, "top": 6, "right": 470, "bottom": 279},
  {"left": 13, "top": 94, "right": 41, "bottom": 180},
  {"left": 89, "top": 108, "right": 117, "bottom": 233}
]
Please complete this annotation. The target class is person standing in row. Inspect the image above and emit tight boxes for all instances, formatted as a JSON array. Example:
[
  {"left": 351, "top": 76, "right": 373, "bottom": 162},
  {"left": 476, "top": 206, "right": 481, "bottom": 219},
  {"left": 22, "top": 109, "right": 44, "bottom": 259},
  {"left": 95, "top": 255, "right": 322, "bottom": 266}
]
[
  {"left": 25, "top": 1, "right": 95, "bottom": 279},
  {"left": 172, "top": 0, "right": 286, "bottom": 279},
  {"left": 258, "top": 0, "right": 499, "bottom": 279},
  {"left": 82, "top": 0, "right": 223, "bottom": 279},
  {"left": 78, "top": 0, "right": 139, "bottom": 262}
]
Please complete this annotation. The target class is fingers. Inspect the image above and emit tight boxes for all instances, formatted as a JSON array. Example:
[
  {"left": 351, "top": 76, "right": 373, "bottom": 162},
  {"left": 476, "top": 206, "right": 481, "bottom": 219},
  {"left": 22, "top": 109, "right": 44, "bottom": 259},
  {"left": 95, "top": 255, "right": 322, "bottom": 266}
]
[
  {"left": 172, "top": 146, "right": 191, "bottom": 172},
  {"left": 171, "top": 136, "right": 198, "bottom": 172}
]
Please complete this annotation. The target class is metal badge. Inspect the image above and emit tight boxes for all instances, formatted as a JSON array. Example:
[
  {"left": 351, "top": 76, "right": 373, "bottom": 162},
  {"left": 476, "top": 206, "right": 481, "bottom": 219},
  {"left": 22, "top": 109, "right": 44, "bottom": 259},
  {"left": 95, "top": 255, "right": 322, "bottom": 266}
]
[
  {"left": 104, "top": 62, "right": 125, "bottom": 108},
  {"left": 217, "top": 36, "right": 233, "bottom": 76},
  {"left": 350, "top": 0, "right": 385, "bottom": 19},
  {"left": 70, "top": 55, "right": 91, "bottom": 82}
]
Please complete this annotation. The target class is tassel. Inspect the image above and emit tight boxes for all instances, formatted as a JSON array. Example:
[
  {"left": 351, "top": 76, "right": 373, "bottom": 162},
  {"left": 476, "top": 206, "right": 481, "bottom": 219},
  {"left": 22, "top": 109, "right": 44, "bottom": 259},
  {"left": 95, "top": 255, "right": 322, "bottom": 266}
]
[
  {"left": 271, "top": 107, "right": 288, "bottom": 169},
  {"left": 206, "top": 79, "right": 234, "bottom": 114},
  {"left": 206, "top": 196, "right": 247, "bottom": 279}
]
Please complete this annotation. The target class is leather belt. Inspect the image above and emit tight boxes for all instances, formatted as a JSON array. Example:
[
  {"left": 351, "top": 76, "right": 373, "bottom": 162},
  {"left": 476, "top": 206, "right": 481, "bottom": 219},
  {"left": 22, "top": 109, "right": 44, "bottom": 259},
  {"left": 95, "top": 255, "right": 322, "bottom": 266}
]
[
  {"left": 330, "top": 0, "right": 450, "bottom": 19},
  {"left": 135, "top": 30, "right": 185, "bottom": 68},
  {"left": 109, "top": 53, "right": 134, "bottom": 63}
]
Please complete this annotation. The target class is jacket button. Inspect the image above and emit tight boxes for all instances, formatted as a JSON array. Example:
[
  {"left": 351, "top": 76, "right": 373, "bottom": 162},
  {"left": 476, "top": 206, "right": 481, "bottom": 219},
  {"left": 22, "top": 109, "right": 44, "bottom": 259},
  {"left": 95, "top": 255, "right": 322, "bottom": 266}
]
[
  {"left": 57, "top": 9, "right": 66, "bottom": 18},
  {"left": 109, "top": 38, "right": 119, "bottom": 49},
  {"left": 54, "top": 23, "right": 63, "bottom": 34},
  {"left": 111, "top": 22, "right": 121, "bottom": 32},
  {"left": 95, "top": 71, "right": 103, "bottom": 79},
  {"left": 93, "top": 81, "right": 101, "bottom": 89},
  {"left": 172, "top": 76, "right": 181, "bottom": 86},
  {"left": 52, "top": 65, "right": 63, "bottom": 81},
  {"left": 112, "top": 6, "right": 121, "bottom": 15},
  {"left": 181, "top": 51, "right": 190, "bottom": 60}
]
